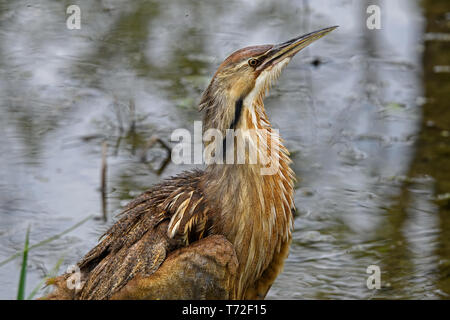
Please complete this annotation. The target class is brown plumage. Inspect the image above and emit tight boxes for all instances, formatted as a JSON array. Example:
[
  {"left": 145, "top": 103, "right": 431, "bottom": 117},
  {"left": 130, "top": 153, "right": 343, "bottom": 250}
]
[{"left": 44, "top": 26, "right": 337, "bottom": 300}]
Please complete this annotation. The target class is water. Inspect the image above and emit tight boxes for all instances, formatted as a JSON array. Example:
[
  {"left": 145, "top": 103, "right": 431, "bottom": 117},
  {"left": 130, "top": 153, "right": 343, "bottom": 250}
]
[{"left": 0, "top": 0, "right": 449, "bottom": 299}]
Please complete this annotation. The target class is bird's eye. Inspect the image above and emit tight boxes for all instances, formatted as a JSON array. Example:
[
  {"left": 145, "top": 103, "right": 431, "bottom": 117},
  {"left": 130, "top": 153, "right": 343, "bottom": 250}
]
[{"left": 248, "top": 58, "right": 259, "bottom": 67}]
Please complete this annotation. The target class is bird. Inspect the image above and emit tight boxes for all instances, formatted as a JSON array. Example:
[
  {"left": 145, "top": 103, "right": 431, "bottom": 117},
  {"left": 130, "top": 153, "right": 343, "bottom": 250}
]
[{"left": 44, "top": 26, "right": 337, "bottom": 300}]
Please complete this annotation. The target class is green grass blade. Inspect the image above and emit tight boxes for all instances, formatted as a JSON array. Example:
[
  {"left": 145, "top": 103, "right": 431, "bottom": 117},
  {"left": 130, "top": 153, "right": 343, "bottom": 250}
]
[
  {"left": 17, "top": 227, "right": 30, "bottom": 300},
  {"left": 0, "top": 215, "right": 93, "bottom": 268},
  {"left": 26, "top": 256, "right": 65, "bottom": 300}
]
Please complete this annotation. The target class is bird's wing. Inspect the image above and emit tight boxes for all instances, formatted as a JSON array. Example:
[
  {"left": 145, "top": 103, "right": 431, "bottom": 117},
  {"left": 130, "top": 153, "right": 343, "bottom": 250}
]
[{"left": 50, "top": 170, "right": 217, "bottom": 300}]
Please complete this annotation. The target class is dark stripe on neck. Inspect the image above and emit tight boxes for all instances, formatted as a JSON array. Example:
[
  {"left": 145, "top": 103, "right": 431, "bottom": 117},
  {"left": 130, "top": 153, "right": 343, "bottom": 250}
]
[
  {"left": 230, "top": 98, "right": 243, "bottom": 129},
  {"left": 223, "top": 98, "right": 244, "bottom": 160}
]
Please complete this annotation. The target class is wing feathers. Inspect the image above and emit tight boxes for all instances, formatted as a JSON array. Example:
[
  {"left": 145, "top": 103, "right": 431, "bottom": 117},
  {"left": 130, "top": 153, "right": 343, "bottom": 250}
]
[
  {"left": 166, "top": 189, "right": 209, "bottom": 244},
  {"left": 68, "top": 170, "right": 213, "bottom": 299}
]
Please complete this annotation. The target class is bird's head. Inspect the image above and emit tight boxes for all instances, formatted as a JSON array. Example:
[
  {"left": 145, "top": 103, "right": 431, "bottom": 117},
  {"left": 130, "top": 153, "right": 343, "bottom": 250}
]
[{"left": 200, "top": 26, "right": 337, "bottom": 133}]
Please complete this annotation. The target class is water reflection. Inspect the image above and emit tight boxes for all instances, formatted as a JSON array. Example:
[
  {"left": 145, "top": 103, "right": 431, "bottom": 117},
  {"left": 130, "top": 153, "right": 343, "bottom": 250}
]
[{"left": 0, "top": 0, "right": 449, "bottom": 299}]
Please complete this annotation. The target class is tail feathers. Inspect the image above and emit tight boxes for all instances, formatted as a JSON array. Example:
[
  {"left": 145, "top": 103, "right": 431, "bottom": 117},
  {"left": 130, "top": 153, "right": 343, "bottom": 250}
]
[{"left": 40, "top": 275, "right": 77, "bottom": 300}]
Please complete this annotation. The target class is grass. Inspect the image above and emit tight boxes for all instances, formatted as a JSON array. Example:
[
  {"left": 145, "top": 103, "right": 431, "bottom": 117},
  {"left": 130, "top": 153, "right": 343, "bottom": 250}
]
[
  {"left": 0, "top": 215, "right": 93, "bottom": 299},
  {"left": 16, "top": 227, "right": 30, "bottom": 300},
  {"left": 26, "top": 256, "right": 65, "bottom": 300},
  {"left": 0, "top": 215, "right": 93, "bottom": 268}
]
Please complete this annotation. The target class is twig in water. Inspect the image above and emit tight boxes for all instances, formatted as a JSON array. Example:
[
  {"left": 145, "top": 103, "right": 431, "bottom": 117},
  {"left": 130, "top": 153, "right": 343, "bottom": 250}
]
[
  {"left": 128, "top": 99, "right": 136, "bottom": 135},
  {"left": 101, "top": 141, "right": 108, "bottom": 221},
  {"left": 140, "top": 135, "right": 172, "bottom": 175}
]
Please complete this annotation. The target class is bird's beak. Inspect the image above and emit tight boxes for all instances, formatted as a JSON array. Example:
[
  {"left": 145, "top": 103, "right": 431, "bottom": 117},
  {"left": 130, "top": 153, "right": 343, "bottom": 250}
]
[{"left": 257, "top": 26, "right": 338, "bottom": 71}]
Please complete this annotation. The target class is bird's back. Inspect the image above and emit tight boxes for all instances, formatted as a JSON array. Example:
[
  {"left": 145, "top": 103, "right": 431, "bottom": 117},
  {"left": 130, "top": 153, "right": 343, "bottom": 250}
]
[{"left": 46, "top": 169, "right": 227, "bottom": 300}]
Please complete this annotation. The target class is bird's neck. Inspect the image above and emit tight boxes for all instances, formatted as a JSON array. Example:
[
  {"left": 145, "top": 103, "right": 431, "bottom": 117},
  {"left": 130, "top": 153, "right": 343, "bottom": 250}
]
[{"left": 202, "top": 100, "right": 295, "bottom": 297}]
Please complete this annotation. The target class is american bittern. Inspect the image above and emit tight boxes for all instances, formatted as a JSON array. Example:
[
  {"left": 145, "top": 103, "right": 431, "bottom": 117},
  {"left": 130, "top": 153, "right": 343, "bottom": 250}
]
[{"left": 45, "top": 26, "right": 337, "bottom": 300}]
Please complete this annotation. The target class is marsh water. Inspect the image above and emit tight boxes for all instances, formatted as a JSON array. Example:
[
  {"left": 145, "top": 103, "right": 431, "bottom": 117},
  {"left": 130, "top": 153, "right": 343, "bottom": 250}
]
[{"left": 1, "top": 0, "right": 449, "bottom": 299}]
